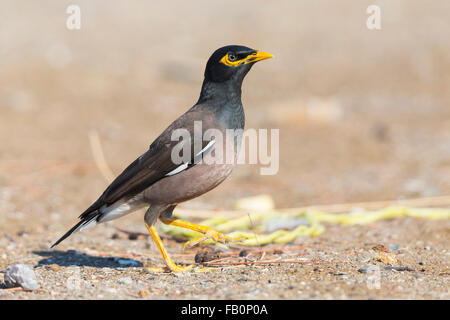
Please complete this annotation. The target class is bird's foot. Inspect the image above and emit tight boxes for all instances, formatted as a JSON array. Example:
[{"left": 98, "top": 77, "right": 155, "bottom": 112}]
[
  {"left": 168, "top": 263, "right": 194, "bottom": 273},
  {"left": 159, "top": 217, "right": 244, "bottom": 249},
  {"left": 146, "top": 223, "right": 196, "bottom": 273},
  {"left": 183, "top": 227, "right": 243, "bottom": 249}
]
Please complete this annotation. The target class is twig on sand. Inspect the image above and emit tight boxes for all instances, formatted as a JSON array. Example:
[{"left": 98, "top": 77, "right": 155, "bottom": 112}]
[
  {"left": 217, "top": 245, "right": 307, "bottom": 257},
  {"left": 115, "top": 227, "right": 148, "bottom": 236},
  {"left": 199, "top": 259, "right": 318, "bottom": 266},
  {"left": 88, "top": 129, "right": 115, "bottom": 183}
]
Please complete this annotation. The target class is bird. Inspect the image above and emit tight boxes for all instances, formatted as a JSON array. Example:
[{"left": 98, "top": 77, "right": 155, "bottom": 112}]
[{"left": 51, "top": 45, "right": 273, "bottom": 272}]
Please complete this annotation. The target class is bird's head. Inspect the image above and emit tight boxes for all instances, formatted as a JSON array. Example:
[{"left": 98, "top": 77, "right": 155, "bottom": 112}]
[{"left": 204, "top": 45, "right": 273, "bottom": 83}]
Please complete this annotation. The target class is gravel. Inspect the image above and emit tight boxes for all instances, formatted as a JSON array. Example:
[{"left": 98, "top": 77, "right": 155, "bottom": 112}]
[{"left": 117, "top": 277, "right": 133, "bottom": 285}]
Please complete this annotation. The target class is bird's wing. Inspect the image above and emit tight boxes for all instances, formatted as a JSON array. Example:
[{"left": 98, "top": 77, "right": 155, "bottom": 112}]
[{"left": 79, "top": 105, "right": 216, "bottom": 219}]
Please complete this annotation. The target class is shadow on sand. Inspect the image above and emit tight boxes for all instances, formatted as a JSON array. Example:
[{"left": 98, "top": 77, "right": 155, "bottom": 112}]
[{"left": 33, "top": 250, "right": 143, "bottom": 268}]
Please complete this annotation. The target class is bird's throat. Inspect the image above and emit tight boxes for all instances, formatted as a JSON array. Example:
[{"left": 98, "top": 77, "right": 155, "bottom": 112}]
[{"left": 198, "top": 78, "right": 243, "bottom": 105}]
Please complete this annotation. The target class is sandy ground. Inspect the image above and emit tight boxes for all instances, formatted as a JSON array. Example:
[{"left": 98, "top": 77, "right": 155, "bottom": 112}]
[
  {"left": 0, "top": 216, "right": 449, "bottom": 299},
  {"left": 0, "top": 1, "right": 449, "bottom": 299}
]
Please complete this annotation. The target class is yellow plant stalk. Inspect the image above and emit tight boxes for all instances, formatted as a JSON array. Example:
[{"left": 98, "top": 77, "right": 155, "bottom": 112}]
[{"left": 159, "top": 206, "right": 450, "bottom": 247}]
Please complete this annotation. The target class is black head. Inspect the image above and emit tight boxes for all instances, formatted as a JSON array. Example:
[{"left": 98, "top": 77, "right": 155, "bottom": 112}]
[{"left": 204, "top": 45, "right": 273, "bottom": 83}]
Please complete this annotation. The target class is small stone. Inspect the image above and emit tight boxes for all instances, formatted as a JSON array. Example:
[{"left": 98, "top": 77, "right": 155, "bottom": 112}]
[
  {"left": 384, "top": 266, "right": 414, "bottom": 272},
  {"left": 239, "top": 250, "right": 249, "bottom": 257},
  {"left": 128, "top": 233, "right": 139, "bottom": 240},
  {"left": 114, "top": 258, "right": 140, "bottom": 267},
  {"left": 194, "top": 251, "right": 220, "bottom": 263},
  {"left": 377, "top": 252, "right": 398, "bottom": 264},
  {"left": 139, "top": 289, "right": 150, "bottom": 298},
  {"left": 173, "top": 272, "right": 186, "bottom": 278},
  {"left": 117, "top": 277, "right": 133, "bottom": 285},
  {"left": 4, "top": 264, "right": 39, "bottom": 291},
  {"left": 372, "top": 244, "right": 389, "bottom": 252},
  {"left": 111, "top": 233, "right": 120, "bottom": 240},
  {"left": 48, "top": 264, "right": 61, "bottom": 272},
  {"left": 388, "top": 244, "right": 400, "bottom": 251},
  {"left": 358, "top": 267, "right": 368, "bottom": 273},
  {"left": 358, "top": 266, "right": 379, "bottom": 274}
]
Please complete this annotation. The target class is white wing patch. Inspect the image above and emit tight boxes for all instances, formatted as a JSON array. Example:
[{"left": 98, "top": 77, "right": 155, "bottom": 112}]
[
  {"left": 165, "top": 162, "right": 189, "bottom": 177},
  {"left": 165, "top": 140, "right": 215, "bottom": 177},
  {"left": 98, "top": 193, "right": 146, "bottom": 223}
]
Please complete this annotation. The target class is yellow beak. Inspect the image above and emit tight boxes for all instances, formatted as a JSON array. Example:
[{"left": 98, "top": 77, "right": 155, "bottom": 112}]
[{"left": 245, "top": 51, "right": 274, "bottom": 64}]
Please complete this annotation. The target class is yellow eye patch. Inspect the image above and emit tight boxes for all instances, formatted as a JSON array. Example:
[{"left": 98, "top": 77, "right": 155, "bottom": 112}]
[
  {"left": 219, "top": 51, "right": 273, "bottom": 67},
  {"left": 219, "top": 53, "right": 257, "bottom": 67}
]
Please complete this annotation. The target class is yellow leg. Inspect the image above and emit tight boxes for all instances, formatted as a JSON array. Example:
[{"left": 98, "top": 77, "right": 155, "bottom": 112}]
[
  {"left": 145, "top": 223, "right": 193, "bottom": 273},
  {"left": 159, "top": 217, "right": 243, "bottom": 248}
]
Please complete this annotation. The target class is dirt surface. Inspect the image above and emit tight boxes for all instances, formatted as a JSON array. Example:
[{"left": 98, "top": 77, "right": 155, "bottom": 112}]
[
  {"left": 0, "top": 217, "right": 449, "bottom": 299},
  {"left": 1, "top": 1, "right": 449, "bottom": 299}
]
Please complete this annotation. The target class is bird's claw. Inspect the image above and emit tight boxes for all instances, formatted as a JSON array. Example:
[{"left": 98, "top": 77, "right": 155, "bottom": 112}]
[
  {"left": 183, "top": 228, "right": 244, "bottom": 249},
  {"left": 169, "top": 264, "right": 194, "bottom": 273}
]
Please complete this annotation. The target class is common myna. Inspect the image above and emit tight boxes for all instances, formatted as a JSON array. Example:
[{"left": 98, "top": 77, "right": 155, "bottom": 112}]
[{"left": 52, "top": 45, "right": 273, "bottom": 272}]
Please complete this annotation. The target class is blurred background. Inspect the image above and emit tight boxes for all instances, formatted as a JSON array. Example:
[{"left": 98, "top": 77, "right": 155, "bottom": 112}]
[{"left": 1, "top": 0, "right": 450, "bottom": 231}]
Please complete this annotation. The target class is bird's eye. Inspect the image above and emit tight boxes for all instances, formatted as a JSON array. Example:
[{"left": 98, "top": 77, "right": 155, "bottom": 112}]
[{"left": 228, "top": 53, "right": 237, "bottom": 61}]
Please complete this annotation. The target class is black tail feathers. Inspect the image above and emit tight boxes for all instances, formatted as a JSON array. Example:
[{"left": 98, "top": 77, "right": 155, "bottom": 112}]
[{"left": 50, "top": 212, "right": 99, "bottom": 248}]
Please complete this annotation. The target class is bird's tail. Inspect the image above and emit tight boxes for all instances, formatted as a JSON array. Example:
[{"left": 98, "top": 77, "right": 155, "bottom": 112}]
[{"left": 50, "top": 212, "right": 99, "bottom": 248}]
